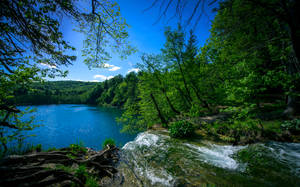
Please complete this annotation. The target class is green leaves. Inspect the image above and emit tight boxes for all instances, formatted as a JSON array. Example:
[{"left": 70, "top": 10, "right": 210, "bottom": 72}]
[
  {"left": 169, "top": 120, "right": 195, "bottom": 138},
  {"left": 78, "top": 0, "right": 135, "bottom": 68}
]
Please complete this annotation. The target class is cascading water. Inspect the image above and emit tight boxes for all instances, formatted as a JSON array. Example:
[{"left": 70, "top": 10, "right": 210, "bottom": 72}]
[{"left": 117, "top": 131, "right": 300, "bottom": 186}]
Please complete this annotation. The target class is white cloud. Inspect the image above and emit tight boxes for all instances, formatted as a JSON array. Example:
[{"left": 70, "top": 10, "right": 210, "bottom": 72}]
[
  {"left": 40, "top": 63, "right": 57, "bottom": 69},
  {"left": 103, "top": 63, "right": 114, "bottom": 68},
  {"left": 93, "top": 75, "right": 106, "bottom": 79},
  {"left": 108, "top": 66, "right": 121, "bottom": 71},
  {"left": 103, "top": 63, "right": 121, "bottom": 71},
  {"left": 93, "top": 74, "right": 114, "bottom": 81},
  {"left": 127, "top": 68, "right": 140, "bottom": 74}
]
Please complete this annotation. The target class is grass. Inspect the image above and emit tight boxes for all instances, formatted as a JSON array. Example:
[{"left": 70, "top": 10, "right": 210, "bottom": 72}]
[
  {"left": 103, "top": 138, "right": 116, "bottom": 148},
  {"left": 69, "top": 142, "right": 87, "bottom": 154}
]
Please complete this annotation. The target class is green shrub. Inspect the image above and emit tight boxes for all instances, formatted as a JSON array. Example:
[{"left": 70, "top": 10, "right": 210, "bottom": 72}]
[
  {"left": 281, "top": 119, "right": 300, "bottom": 133},
  {"left": 70, "top": 142, "right": 86, "bottom": 154},
  {"left": 47, "top": 147, "right": 57, "bottom": 152},
  {"left": 85, "top": 176, "right": 99, "bottom": 187},
  {"left": 103, "top": 138, "right": 116, "bottom": 148},
  {"left": 169, "top": 120, "right": 195, "bottom": 138},
  {"left": 35, "top": 144, "right": 42, "bottom": 152}
]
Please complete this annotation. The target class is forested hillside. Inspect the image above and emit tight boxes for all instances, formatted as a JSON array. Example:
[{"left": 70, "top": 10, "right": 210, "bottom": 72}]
[
  {"left": 14, "top": 72, "right": 139, "bottom": 107},
  {"left": 14, "top": 81, "right": 97, "bottom": 105}
]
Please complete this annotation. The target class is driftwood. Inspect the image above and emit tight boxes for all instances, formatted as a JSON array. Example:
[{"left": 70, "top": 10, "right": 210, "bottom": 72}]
[{"left": 0, "top": 146, "right": 119, "bottom": 186}]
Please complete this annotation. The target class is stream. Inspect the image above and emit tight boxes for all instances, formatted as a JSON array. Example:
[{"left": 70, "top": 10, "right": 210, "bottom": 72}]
[{"left": 117, "top": 130, "right": 300, "bottom": 186}]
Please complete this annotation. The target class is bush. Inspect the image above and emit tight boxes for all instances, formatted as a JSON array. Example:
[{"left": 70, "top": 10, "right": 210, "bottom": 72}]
[
  {"left": 85, "top": 176, "right": 99, "bottom": 187},
  {"left": 103, "top": 138, "right": 116, "bottom": 148},
  {"left": 69, "top": 142, "right": 86, "bottom": 154},
  {"left": 169, "top": 120, "right": 195, "bottom": 138},
  {"left": 281, "top": 119, "right": 300, "bottom": 133},
  {"left": 35, "top": 144, "right": 42, "bottom": 152}
]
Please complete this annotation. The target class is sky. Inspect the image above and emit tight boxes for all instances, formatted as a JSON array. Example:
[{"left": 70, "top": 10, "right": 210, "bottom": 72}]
[{"left": 52, "top": 0, "right": 216, "bottom": 82}]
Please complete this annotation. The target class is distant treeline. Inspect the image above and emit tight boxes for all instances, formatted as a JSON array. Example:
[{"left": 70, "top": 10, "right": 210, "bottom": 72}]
[{"left": 14, "top": 72, "right": 139, "bottom": 108}]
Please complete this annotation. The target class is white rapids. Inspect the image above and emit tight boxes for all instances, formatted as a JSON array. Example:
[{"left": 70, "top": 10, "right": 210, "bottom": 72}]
[{"left": 120, "top": 131, "right": 300, "bottom": 186}]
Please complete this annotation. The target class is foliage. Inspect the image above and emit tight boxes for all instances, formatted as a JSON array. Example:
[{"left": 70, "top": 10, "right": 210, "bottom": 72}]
[
  {"left": 15, "top": 73, "right": 140, "bottom": 108},
  {"left": 74, "top": 164, "right": 99, "bottom": 186},
  {"left": 69, "top": 142, "right": 87, "bottom": 154},
  {"left": 75, "top": 165, "right": 88, "bottom": 182},
  {"left": 35, "top": 144, "right": 42, "bottom": 152},
  {"left": 281, "top": 119, "right": 300, "bottom": 133},
  {"left": 14, "top": 81, "right": 98, "bottom": 105},
  {"left": 103, "top": 138, "right": 116, "bottom": 148},
  {"left": 169, "top": 120, "right": 195, "bottom": 138},
  {"left": 0, "top": 107, "right": 40, "bottom": 153},
  {"left": 85, "top": 176, "right": 99, "bottom": 187}
]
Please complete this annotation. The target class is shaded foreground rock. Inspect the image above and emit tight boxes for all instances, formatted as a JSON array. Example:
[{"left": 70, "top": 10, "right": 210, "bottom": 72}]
[{"left": 0, "top": 146, "right": 119, "bottom": 186}]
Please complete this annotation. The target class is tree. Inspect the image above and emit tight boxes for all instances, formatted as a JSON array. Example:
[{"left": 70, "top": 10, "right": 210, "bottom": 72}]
[
  {"left": 205, "top": 0, "right": 300, "bottom": 115},
  {"left": 150, "top": 0, "right": 299, "bottom": 61}
]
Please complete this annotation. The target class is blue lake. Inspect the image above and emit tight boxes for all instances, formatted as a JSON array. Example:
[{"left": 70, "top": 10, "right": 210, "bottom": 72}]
[{"left": 18, "top": 104, "right": 137, "bottom": 150}]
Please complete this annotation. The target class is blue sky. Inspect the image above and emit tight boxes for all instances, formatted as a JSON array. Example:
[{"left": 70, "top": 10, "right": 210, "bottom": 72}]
[{"left": 52, "top": 0, "right": 216, "bottom": 82}]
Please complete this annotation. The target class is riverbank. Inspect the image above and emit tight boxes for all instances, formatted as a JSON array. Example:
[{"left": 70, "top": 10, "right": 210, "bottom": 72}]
[{"left": 150, "top": 114, "right": 300, "bottom": 145}]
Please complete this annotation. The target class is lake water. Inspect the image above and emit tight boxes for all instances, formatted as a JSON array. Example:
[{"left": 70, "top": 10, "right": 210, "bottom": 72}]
[{"left": 18, "top": 104, "right": 137, "bottom": 150}]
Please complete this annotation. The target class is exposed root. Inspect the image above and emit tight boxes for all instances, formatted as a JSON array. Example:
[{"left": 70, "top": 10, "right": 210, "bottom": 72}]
[{"left": 0, "top": 146, "right": 119, "bottom": 186}]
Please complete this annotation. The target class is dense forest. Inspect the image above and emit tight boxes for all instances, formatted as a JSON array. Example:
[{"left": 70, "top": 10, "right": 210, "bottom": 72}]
[{"left": 14, "top": 81, "right": 96, "bottom": 104}]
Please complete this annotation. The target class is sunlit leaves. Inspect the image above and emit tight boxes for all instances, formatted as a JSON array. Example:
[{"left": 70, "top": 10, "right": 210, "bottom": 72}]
[{"left": 77, "top": 0, "right": 135, "bottom": 68}]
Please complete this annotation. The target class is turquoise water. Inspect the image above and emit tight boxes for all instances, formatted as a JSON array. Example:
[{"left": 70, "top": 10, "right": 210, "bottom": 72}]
[{"left": 18, "top": 104, "right": 137, "bottom": 150}]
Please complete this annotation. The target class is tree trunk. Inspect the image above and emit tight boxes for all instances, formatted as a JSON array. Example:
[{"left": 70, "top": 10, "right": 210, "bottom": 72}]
[
  {"left": 283, "top": 50, "right": 299, "bottom": 117},
  {"left": 190, "top": 82, "right": 211, "bottom": 112},
  {"left": 0, "top": 132, "right": 8, "bottom": 153},
  {"left": 147, "top": 60, "right": 180, "bottom": 115},
  {"left": 150, "top": 93, "right": 168, "bottom": 124},
  {"left": 175, "top": 86, "right": 192, "bottom": 107},
  {"left": 175, "top": 55, "right": 193, "bottom": 102},
  {"left": 288, "top": 0, "right": 300, "bottom": 63},
  {"left": 162, "top": 87, "right": 180, "bottom": 114}
]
